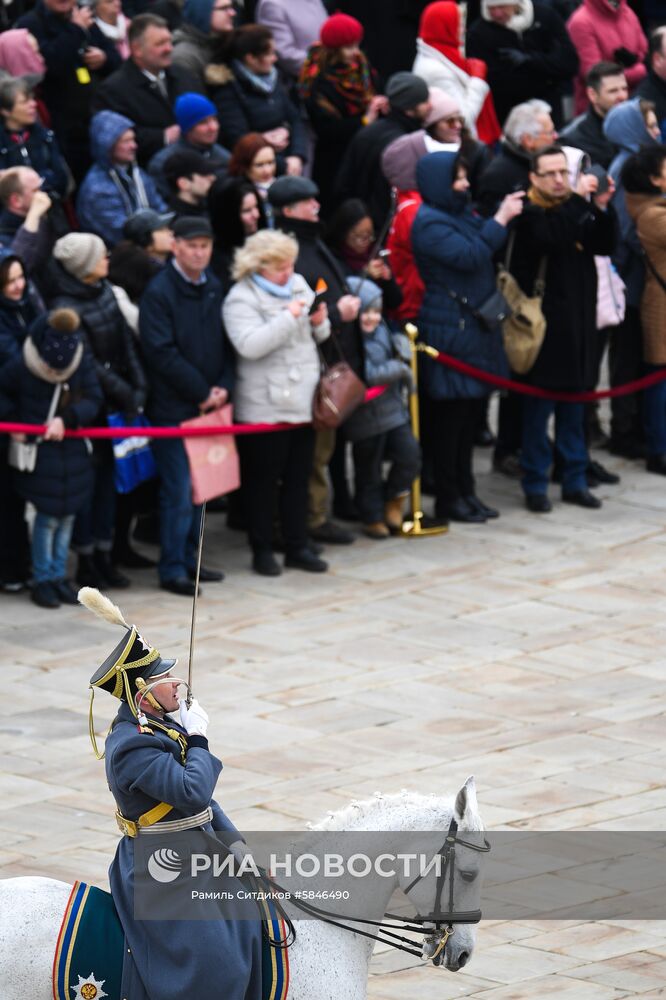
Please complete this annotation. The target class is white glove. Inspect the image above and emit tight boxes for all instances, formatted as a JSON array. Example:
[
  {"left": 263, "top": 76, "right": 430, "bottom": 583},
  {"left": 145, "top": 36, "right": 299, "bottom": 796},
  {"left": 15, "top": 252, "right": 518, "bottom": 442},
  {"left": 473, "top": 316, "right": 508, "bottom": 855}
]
[{"left": 177, "top": 698, "right": 209, "bottom": 737}]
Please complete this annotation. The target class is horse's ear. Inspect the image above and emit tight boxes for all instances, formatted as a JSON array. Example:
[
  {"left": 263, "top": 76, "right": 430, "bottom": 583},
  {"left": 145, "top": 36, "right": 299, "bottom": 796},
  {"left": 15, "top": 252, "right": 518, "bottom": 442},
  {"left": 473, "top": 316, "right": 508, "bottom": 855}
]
[{"left": 454, "top": 775, "right": 478, "bottom": 824}]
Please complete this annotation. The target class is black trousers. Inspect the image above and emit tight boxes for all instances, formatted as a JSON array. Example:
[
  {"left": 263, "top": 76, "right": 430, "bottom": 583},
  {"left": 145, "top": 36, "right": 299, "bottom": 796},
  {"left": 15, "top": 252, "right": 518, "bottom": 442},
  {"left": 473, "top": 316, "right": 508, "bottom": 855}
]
[
  {"left": 0, "top": 448, "right": 29, "bottom": 584},
  {"left": 494, "top": 391, "right": 523, "bottom": 459},
  {"left": 237, "top": 425, "right": 314, "bottom": 555},
  {"left": 429, "top": 397, "right": 484, "bottom": 513}
]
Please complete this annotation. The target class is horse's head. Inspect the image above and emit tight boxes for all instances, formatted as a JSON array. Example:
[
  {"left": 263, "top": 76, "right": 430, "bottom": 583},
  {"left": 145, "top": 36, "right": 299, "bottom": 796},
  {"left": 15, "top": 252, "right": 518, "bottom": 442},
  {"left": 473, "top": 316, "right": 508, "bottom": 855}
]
[{"left": 396, "top": 776, "right": 487, "bottom": 972}]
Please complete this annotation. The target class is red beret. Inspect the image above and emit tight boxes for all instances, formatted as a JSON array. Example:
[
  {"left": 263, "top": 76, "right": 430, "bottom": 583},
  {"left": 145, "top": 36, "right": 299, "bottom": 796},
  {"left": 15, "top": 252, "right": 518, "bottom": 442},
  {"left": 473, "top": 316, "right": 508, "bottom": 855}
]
[{"left": 320, "top": 13, "right": 364, "bottom": 49}]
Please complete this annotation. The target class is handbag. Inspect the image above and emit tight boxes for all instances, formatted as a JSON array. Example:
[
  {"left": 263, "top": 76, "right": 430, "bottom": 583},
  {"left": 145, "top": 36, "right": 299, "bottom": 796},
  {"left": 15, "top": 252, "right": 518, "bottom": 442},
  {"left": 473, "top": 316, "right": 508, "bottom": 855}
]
[
  {"left": 181, "top": 404, "right": 240, "bottom": 505},
  {"left": 497, "top": 232, "right": 547, "bottom": 375},
  {"left": 439, "top": 283, "right": 511, "bottom": 332},
  {"left": 312, "top": 331, "right": 366, "bottom": 432},
  {"left": 8, "top": 383, "right": 62, "bottom": 473},
  {"left": 107, "top": 412, "right": 157, "bottom": 494}
]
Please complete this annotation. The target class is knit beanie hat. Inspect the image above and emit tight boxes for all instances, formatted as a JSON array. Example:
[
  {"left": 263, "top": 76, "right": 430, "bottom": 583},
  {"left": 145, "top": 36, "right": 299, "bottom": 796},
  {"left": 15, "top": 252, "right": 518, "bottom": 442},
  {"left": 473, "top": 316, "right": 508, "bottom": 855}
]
[
  {"left": 32, "top": 308, "right": 81, "bottom": 370},
  {"left": 175, "top": 92, "right": 218, "bottom": 134},
  {"left": 381, "top": 130, "right": 428, "bottom": 191},
  {"left": 386, "top": 72, "right": 429, "bottom": 112},
  {"left": 53, "top": 233, "right": 107, "bottom": 281},
  {"left": 320, "top": 13, "right": 364, "bottom": 49},
  {"left": 424, "top": 87, "right": 462, "bottom": 127}
]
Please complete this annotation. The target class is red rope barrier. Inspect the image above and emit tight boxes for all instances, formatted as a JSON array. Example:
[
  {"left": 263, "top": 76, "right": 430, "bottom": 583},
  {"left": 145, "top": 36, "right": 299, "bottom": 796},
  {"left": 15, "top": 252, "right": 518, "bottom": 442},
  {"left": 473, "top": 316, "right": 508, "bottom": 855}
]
[
  {"left": 421, "top": 347, "right": 666, "bottom": 403},
  {"left": 0, "top": 386, "right": 387, "bottom": 439}
]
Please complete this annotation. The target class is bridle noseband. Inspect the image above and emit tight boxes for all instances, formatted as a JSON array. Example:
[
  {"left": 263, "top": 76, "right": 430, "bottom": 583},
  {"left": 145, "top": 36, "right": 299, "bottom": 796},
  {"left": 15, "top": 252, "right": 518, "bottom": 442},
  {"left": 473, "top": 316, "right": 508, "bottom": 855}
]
[{"left": 254, "top": 816, "right": 491, "bottom": 964}]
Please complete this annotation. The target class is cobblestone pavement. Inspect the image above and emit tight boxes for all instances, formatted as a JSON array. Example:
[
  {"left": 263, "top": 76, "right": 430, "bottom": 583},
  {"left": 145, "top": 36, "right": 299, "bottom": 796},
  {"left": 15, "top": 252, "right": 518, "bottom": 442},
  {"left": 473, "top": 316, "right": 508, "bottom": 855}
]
[{"left": 1, "top": 445, "right": 666, "bottom": 998}]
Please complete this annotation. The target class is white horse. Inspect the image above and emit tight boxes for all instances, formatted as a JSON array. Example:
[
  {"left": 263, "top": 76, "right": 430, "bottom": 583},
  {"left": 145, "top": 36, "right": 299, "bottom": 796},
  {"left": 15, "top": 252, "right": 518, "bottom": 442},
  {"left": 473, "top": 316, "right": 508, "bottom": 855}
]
[{"left": 0, "top": 777, "right": 486, "bottom": 1000}]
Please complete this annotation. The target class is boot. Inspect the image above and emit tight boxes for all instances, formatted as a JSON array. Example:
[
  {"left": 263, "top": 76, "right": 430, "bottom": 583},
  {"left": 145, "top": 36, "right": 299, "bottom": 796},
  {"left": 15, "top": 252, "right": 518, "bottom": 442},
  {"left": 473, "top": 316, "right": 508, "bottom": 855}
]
[
  {"left": 76, "top": 552, "right": 107, "bottom": 589},
  {"left": 93, "top": 549, "right": 131, "bottom": 589},
  {"left": 362, "top": 522, "right": 390, "bottom": 539},
  {"left": 384, "top": 495, "right": 406, "bottom": 534}
]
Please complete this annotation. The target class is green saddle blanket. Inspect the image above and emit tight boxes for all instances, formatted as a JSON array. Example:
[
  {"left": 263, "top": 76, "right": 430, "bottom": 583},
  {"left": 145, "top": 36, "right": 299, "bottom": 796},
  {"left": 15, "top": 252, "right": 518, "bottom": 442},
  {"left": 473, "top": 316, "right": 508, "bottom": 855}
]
[{"left": 53, "top": 881, "right": 289, "bottom": 1000}]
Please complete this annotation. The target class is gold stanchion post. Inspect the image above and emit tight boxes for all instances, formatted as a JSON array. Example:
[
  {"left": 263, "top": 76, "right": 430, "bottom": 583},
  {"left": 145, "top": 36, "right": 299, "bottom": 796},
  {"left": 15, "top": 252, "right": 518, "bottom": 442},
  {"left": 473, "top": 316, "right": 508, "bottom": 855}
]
[{"left": 401, "top": 323, "right": 449, "bottom": 537}]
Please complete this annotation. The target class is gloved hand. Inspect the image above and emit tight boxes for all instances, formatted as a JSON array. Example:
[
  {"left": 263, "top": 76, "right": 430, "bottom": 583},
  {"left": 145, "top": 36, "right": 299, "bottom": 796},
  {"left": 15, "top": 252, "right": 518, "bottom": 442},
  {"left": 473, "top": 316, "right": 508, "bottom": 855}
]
[
  {"left": 466, "top": 58, "right": 487, "bottom": 80},
  {"left": 498, "top": 48, "right": 531, "bottom": 68},
  {"left": 177, "top": 698, "right": 209, "bottom": 737},
  {"left": 400, "top": 363, "right": 414, "bottom": 391},
  {"left": 613, "top": 46, "right": 638, "bottom": 68}
]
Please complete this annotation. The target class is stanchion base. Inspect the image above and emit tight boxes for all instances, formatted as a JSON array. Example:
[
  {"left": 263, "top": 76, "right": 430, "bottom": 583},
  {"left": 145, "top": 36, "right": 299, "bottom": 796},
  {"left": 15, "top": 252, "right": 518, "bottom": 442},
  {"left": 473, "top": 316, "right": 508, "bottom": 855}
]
[{"left": 401, "top": 512, "right": 449, "bottom": 537}]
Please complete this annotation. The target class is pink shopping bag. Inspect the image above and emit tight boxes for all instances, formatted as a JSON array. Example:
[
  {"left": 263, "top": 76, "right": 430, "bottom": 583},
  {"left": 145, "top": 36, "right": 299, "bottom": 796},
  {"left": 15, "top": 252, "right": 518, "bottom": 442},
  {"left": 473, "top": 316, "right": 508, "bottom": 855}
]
[{"left": 181, "top": 404, "right": 240, "bottom": 504}]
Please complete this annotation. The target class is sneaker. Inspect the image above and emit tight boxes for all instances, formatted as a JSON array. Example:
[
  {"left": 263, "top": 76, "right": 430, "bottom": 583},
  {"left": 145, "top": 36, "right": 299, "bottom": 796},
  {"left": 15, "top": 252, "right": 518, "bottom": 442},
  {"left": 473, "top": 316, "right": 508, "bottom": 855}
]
[
  {"left": 308, "top": 520, "right": 354, "bottom": 545},
  {"left": 53, "top": 579, "right": 79, "bottom": 604},
  {"left": 31, "top": 582, "right": 61, "bottom": 608},
  {"left": 1, "top": 580, "right": 25, "bottom": 593}
]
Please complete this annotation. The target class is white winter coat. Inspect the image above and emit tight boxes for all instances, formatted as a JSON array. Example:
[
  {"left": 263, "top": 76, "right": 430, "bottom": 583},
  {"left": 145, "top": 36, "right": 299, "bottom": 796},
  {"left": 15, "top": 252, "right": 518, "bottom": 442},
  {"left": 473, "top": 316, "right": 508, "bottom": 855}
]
[
  {"left": 412, "top": 39, "right": 489, "bottom": 138},
  {"left": 223, "top": 272, "right": 330, "bottom": 423}
]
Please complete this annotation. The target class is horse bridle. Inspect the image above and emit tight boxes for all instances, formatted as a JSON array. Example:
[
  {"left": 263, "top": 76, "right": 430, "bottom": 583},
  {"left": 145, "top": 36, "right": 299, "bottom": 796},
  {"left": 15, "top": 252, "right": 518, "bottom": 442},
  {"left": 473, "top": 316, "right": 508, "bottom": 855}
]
[{"left": 255, "top": 816, "right": 491, "bottom": 964}]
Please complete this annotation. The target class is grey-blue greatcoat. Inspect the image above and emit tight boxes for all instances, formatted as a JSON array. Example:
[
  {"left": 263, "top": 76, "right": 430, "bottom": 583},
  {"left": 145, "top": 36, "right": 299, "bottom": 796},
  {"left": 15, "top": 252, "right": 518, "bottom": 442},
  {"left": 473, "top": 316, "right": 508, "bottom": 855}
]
[{"left": 104, "top": 701, "right": 262, "bottom": 1000}]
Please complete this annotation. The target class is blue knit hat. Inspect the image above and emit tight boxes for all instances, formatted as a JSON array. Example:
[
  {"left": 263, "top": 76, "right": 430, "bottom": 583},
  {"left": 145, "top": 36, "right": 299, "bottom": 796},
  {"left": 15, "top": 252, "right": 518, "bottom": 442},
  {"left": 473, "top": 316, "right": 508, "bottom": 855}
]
[{"left": 175, "top": 93, "right": 218, "bottom": 134}]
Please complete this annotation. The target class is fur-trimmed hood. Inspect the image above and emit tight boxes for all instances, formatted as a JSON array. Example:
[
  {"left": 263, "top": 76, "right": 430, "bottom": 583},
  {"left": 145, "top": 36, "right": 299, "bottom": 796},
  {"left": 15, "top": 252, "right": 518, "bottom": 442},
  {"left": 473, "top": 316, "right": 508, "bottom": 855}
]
[{"left": 204, "top": 62, "right": 234, "bottom": 87}]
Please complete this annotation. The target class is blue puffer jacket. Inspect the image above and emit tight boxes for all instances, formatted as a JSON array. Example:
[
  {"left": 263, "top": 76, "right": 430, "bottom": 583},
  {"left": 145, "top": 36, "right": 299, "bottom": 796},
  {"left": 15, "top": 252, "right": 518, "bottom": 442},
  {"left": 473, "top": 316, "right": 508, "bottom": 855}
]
[
  {"left": 77, "top": 111, "right": 166, "bottom": 247},
  {"left": 412, "top": 151, "right": 509, "bottom": 400},
  {"left": 0, "top": 331, "right": 102, "bottom": 517},
  {"left": 343, "top": 276, "right": 412, "bottom": 443}
]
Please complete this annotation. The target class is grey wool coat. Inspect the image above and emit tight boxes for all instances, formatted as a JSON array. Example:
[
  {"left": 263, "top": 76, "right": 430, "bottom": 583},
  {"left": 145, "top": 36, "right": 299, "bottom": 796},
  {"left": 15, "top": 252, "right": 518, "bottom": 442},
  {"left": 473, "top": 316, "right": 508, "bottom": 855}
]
[
  {"left": 223, "top": 273, "right": 330, "bottom": 423},
  {"left": 105, "top": 701, "right": 263, "bottom": 1000}
]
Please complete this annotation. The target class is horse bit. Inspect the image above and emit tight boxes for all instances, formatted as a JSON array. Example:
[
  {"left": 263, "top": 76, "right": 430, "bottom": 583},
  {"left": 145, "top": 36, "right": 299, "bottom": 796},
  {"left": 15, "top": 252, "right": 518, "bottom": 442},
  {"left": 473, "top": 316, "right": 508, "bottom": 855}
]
[{"left": 256, "top": 816, "right": 491, "bottom": 965}]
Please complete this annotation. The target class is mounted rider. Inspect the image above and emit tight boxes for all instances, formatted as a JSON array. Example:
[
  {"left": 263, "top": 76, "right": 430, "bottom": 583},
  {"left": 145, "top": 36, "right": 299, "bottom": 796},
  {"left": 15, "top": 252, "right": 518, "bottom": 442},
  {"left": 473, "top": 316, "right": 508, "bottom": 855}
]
[{"left": 82, "top": 587, "right": 262, "bottom": 1000}]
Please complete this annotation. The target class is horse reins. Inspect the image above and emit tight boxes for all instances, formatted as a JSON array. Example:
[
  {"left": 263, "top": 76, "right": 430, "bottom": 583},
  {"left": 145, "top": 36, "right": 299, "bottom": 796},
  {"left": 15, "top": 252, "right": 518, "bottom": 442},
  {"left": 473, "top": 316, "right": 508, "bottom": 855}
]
[{"left": 253, "top": 817, "right": 491, "bottom": 962}]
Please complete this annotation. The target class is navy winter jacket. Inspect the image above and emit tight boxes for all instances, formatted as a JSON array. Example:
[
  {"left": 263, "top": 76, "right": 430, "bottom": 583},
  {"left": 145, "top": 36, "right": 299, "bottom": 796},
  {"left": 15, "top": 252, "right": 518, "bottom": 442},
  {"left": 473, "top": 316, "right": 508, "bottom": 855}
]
[
  {"left": 0, "top": 345, "right": 102, "bottom": 517},
  {"left": 0, "top": 288, "right": 43, "bottom": 365},
  {"left": 0, "top": 121, "right": 69, "bottom": 197},
  {"left": 411, "top": 151, "right": 509, "bottom": 400},
  {"left": 139, "top": 261, "right": 234, "bottom": 425}
]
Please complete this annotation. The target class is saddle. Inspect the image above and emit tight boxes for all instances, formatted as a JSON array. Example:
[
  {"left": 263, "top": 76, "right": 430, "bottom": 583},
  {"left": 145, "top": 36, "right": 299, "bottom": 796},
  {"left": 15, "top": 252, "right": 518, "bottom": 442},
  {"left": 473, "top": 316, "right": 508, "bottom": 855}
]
[{"left": 53, "top": 881, "right": 289, "bottom": 1000}]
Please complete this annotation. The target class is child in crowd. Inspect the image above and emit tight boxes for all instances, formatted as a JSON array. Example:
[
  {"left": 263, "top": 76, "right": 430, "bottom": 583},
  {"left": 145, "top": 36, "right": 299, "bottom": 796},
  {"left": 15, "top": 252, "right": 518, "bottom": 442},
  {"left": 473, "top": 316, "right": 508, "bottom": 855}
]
[
  {"left": 0, "top": 309, "right": 102, "bottom": 608},
  {"left": 344, "top": 276, "right": 420, "bottom": 538}
]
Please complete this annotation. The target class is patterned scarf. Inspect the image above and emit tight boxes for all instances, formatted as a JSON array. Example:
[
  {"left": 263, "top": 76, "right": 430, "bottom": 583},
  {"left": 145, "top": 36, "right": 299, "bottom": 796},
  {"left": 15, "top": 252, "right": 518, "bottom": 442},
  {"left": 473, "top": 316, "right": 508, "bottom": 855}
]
[{"left": 298, "top": 43, "right": 374, "bottom": 117}]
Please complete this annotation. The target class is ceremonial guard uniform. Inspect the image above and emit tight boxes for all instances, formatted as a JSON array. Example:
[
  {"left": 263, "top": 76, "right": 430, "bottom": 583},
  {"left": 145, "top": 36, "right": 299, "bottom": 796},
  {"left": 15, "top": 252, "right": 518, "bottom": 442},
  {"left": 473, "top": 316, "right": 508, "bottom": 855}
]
[{"left": 83, "top": 588, "right": 263, "bottom": 1000}]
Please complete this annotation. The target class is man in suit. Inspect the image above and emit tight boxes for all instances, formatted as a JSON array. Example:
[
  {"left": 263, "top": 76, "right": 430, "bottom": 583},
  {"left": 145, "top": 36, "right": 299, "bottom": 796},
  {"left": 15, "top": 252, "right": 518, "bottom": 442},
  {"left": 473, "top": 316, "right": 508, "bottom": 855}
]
[{"left": 93, "top": 12, "right": 202, "bottom": 167}]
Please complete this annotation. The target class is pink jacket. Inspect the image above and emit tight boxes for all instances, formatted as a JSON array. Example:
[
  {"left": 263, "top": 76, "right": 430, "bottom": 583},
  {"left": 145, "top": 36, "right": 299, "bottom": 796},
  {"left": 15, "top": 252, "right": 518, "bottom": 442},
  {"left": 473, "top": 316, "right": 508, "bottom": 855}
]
[{"left": 567, "top": 0, "right": 647, "bottom": 114}]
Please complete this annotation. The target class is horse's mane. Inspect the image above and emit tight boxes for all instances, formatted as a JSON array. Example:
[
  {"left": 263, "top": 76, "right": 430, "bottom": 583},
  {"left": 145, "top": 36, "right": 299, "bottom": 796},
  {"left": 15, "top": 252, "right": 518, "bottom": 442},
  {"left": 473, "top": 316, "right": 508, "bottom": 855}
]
[{"left": 311, "top": 790, "right": 483, "bottom": 834}]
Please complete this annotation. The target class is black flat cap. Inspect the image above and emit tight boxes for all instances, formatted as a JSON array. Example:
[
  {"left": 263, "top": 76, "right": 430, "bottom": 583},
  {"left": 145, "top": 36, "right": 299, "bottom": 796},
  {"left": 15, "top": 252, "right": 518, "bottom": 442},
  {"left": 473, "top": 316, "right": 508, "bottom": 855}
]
[
  {"left": 268, "top": 176, "right": 320, "bottom": 209},
  {"left": 172, "top": 215, "right": 214, "bottom": 239}
]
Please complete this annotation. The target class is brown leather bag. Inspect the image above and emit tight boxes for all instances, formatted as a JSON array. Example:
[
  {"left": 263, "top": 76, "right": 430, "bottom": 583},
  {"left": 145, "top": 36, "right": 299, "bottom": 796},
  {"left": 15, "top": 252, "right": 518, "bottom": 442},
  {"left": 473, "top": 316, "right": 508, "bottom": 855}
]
[{"left": 312, "top": 332, "right": 366, "bottom": 431}]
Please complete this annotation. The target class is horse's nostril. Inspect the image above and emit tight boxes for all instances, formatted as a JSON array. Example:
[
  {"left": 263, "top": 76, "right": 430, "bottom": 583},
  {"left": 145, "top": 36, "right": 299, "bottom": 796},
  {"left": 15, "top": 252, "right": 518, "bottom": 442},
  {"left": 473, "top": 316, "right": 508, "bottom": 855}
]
[{"left": 458, "top": 951, "right": 469, "bottom": 968}]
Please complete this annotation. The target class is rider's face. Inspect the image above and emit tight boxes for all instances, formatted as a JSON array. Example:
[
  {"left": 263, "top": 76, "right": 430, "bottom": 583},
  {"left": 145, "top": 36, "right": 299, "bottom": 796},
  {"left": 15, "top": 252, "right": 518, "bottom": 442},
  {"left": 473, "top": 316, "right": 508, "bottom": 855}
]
[{"left": 150, "top": 675, "right": 181, "bottom": 713}]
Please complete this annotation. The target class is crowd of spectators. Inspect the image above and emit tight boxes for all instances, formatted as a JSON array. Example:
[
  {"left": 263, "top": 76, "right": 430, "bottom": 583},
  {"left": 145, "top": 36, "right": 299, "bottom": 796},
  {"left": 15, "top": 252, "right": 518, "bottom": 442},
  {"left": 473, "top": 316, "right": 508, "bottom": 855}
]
[{"left": 0, "top": 0, "right": 666, "bottom": 607}]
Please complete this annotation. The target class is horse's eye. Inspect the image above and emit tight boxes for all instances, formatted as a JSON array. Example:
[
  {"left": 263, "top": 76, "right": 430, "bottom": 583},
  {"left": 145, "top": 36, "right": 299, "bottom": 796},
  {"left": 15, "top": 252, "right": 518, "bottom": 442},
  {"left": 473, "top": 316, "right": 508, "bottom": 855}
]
[{"left": 460, "top": 869, "right": 477, "bottom": 882}]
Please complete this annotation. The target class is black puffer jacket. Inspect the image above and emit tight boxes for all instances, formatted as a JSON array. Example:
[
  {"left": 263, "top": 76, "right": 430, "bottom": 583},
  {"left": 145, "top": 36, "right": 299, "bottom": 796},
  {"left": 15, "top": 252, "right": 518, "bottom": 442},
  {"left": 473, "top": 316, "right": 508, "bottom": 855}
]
[
  {"left": 205, "top": 61, "right": 307, "bottom": 164},
  {"left": 0, "top": 340, "right": 102, "bottom": 516},
  {"left": 50, "top": 264, "right": 147, "bottom": 414}
]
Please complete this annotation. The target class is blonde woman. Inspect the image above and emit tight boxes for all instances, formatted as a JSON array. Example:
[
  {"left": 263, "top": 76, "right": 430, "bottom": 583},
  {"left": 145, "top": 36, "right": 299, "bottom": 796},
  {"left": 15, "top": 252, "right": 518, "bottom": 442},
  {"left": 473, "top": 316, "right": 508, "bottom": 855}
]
[{"left": 223, "top": 229, "right": 330, "bottom": 576}]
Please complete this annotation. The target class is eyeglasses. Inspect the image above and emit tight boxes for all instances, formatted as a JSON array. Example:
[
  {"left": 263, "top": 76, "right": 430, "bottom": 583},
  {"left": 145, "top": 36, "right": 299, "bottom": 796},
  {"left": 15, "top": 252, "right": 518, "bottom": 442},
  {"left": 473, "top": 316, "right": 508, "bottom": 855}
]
[
  {"left": 535, "top": 169, "right": 568, "bottom": 180},
  {"left": 349, "top": 230, "right": 374, "bottom": 244}
]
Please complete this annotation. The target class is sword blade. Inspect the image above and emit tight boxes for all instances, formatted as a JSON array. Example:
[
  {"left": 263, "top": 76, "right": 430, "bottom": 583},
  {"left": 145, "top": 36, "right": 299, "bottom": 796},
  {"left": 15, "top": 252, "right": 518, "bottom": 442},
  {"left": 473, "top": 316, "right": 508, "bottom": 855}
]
[{"left": 187, "top": 500, "right": 207, "bottom": 705}]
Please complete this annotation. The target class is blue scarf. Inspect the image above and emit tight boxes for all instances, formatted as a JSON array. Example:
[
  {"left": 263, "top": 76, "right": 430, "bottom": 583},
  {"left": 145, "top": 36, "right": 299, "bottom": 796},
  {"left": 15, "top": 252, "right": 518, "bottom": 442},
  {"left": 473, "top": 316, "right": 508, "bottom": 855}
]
[
  {"left": 233, "top": 59, "right": 278, "bottom": 95},
  {"left": 252, "top": 273, "right": 294, "bottom": 299}
]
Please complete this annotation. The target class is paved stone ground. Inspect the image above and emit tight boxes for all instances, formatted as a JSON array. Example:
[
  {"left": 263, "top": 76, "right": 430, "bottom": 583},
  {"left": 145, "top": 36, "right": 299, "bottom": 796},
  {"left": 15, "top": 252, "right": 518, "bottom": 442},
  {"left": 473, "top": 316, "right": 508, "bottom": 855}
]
[{"left": 2, "top": 441, "right": 666, "bottom": 998}]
